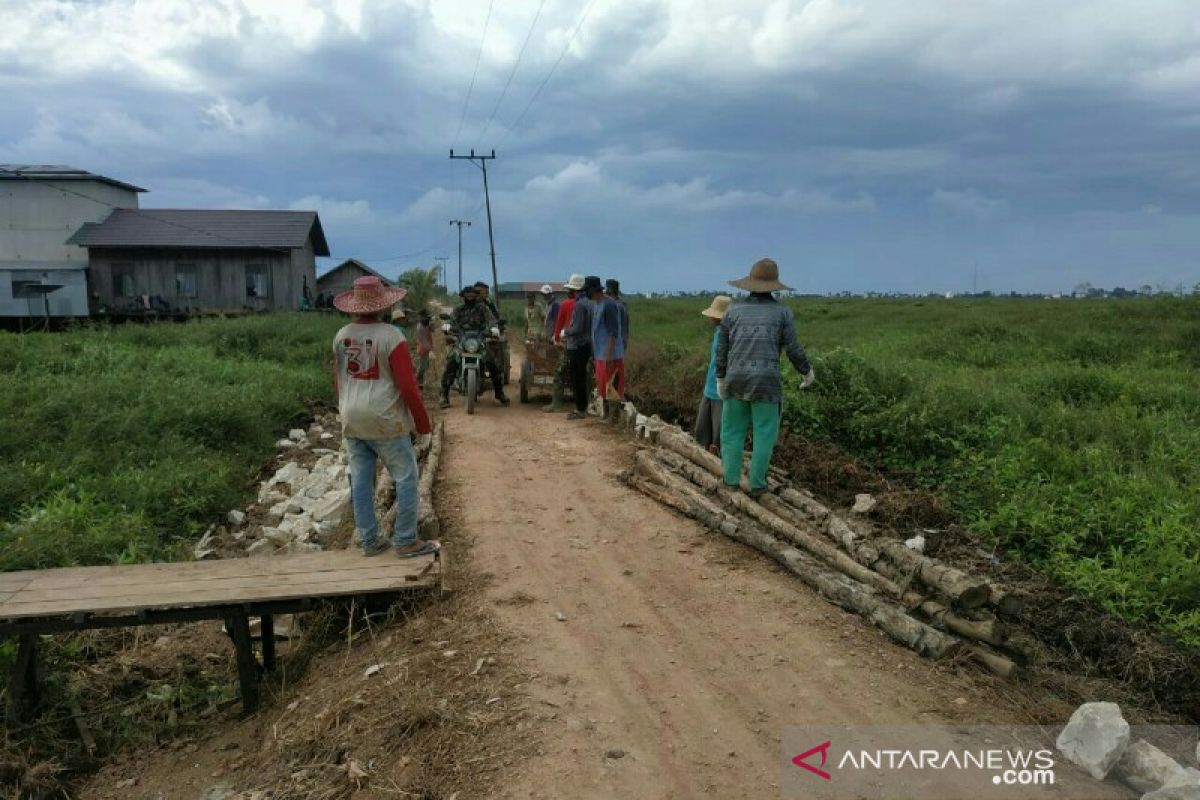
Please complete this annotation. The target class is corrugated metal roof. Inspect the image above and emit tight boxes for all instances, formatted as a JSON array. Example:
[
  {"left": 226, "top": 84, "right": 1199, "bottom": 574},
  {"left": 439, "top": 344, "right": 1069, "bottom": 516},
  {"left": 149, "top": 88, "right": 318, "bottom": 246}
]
[
  {"left": 499, "top": 281, "right": 567, "bottom": 293},
  {"left": 0, "top": 164, "right": 146, "bottom": 193},
  {"left": 66, "top": 209, "right": 331, "bottom": 255},
  {"left": 316, "top": 259, "right": 392, "bottom": 285}
]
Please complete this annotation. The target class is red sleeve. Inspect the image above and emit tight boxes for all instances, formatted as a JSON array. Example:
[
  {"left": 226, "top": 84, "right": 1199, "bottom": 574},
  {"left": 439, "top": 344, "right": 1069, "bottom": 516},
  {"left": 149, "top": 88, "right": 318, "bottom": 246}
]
[
  {"left": 389, "top": 341, "right": 432, "bottom": 435},
  {"left": 553, "top": 300, "right": 573, "bottom": 341}
]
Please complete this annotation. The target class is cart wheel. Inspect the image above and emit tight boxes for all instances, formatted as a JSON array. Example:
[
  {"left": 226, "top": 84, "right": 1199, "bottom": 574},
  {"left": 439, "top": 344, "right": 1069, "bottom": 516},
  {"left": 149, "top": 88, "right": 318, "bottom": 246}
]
[{"left": 520, "top": 361, "right": 532, "bottom": 404}]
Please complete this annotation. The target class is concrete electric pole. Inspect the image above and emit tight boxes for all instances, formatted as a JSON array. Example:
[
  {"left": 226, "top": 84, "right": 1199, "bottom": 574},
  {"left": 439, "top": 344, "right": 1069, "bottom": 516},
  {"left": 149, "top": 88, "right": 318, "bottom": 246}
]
[
  {"left": 449, "top": 219, "right": 471, "bottom": 292},
  {"left": 449, "top": 149, "right": 499, "bottom": 298}
]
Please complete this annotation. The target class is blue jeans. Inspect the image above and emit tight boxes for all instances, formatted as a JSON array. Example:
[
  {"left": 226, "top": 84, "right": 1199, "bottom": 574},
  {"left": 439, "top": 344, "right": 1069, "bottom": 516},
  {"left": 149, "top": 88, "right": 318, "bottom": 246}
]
[{"left": 345, "top": 436, "right": 420, "bottom": 550}]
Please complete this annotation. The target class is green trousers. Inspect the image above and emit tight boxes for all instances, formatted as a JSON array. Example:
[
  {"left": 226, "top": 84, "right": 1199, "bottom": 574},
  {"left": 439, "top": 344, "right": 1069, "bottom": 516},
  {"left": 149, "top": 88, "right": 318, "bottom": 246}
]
[{"left": 720, "top": 398, "right": 781, "bottom": 490}]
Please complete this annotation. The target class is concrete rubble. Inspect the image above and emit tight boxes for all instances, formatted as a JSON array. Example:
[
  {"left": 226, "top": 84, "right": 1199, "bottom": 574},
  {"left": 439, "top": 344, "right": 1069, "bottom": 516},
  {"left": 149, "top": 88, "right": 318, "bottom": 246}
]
[
  {"left": 206, "top": 417, "right": 353, "bottom": 559},
  {"left": 1118, "top": 739, "right": 1191, "bottom": 794},
  {"left": 1055, "top": 701, "right": 1130, "bottom": 781}
]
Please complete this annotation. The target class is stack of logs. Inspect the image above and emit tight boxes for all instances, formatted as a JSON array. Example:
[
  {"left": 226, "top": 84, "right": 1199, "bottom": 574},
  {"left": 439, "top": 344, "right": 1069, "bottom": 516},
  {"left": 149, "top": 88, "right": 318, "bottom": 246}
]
[{"left": 624, "top": 412, "right": 1030, "bottom": 679}]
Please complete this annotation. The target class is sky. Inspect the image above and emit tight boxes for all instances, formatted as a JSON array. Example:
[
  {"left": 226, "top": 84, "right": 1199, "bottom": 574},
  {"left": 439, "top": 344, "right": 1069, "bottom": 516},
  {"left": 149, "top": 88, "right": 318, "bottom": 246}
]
[{"left": 2, "top": 0, "right": 1199, "bottom": 294}]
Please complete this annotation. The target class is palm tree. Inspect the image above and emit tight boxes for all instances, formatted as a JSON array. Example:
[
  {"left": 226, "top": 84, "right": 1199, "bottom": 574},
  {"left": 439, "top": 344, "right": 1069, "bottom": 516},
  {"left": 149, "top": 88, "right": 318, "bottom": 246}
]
[{"left": 396, "top": 265, "right": 442, "bottom": 314}]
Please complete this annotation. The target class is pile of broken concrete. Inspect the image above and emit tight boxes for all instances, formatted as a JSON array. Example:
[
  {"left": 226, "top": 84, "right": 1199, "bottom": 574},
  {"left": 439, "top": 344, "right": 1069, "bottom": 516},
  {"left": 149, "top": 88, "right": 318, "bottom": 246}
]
[
  {"left": 194, "top": 417, "right": 351, "bottom": 559},
  {"left": 1057, "top": 702, "right": 1200, "bottom": 799}
]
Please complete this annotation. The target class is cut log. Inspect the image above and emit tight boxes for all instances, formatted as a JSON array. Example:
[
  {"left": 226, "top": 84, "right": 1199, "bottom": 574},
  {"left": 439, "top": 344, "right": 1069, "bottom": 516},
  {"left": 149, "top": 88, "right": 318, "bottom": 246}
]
[
  {"left": 631, "top": 453, "right": 962, "bottom": 660},
  {"left": 988, "top": 585, "right": 1026, "bottom": 617},
  {"left": 965, "top": 644, "right": 1019, "bottom": 679},
  {"left": 819, "top": 510, "right": 991, "bottom": 611},
  {"left": 418, "top": 419, "right": 444, "bottom": 539}
]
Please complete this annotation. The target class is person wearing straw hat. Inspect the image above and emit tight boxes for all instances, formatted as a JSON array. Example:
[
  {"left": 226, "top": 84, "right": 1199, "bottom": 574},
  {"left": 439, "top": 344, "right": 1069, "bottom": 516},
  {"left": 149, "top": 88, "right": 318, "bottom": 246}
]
[
  {"left": 717, "top": 258, "right": 814, "bottom": 499},
  {"left": 332, "top": 276, "right": 436, "bottom": 559},
  {"left": 694, "top": 295, "right": 732, "bottom": 453}
]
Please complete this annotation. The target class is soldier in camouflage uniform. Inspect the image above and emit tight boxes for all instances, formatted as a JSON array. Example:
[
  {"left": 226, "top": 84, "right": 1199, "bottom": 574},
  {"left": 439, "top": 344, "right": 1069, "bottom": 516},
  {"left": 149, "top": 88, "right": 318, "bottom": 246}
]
[{"left": 440, "top": 285, "right": 510, "bottom": 409}]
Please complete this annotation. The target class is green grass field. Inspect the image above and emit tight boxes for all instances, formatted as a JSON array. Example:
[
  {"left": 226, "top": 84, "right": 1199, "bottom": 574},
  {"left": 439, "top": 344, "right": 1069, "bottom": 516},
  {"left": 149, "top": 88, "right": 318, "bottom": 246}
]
[
  {"left": 0, "top": 313, "right": 344, "bottom": 572},
  {"left": 625, "top": 296, "right": 1200, "bottom": 646}
]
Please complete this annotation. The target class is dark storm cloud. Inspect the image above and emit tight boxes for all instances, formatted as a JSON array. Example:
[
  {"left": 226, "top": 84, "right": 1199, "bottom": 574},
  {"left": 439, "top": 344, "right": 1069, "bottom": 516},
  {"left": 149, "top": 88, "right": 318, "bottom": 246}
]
[{"left": 1, "top": 0, "right": 1198, "bottom": 292}]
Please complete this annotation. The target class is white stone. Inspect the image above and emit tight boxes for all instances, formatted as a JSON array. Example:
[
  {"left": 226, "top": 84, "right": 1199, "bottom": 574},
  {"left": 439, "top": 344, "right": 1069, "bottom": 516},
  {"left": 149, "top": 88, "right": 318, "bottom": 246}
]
[
  {"left": 905, "top": 535, "right": 927, "bottom": 553},
  {"left": 312, "top": 489, "right": 351, "bottom": 524},
  {"left": 320, "top": 432, "right": 335, "bottom": 441},
  {"left": 263, "top": 527, "right": 294, "bottom": 546},
  {"left": 1143, "top": 786, "right": 1200, "bottom": 800},
  {"left": 247, "top": 538, "right": 274, "bottom": 557},
  {"left": 1166, "top": 769, "right": 1200, "bottom": 790},
  {"left": 268, "top": 462, "right": 309, "bottom": 489},
  {"left": 316, "top": 518, "right": 339, "bottom": 541},
  {"left": 227, "top": 509, "right": 246, "bottom": 528},
  {"left": 285, "top": 501, "right": 304, "bottom": 515},
  {"left": 309, "top": 424, "right": 324, "bottom": 435},
  {"left": 1118, "top": 740, "right": 1187, "bottom": 794},
  {"left": 1056, "top": 702, "right": 1131, "bottom": 780},
  {"left": 851, "top": 493, "right": 877, "bottom": 514},
  {"left": 288, "top": 428, "right": 306, "bottom": 442},
  {"left": 276, "top": 438, "right": 296, "bottom": 449}
]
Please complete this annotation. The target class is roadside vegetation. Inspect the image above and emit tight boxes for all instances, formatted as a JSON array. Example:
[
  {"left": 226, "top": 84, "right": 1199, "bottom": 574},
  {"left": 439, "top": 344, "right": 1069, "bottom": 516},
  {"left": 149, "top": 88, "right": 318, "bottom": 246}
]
[
  {"left": 625, "top": 296, "right": 1200, "bottom": 646},
  {"left": 0, "top": 313, "right": 344, "bottom": 572}
]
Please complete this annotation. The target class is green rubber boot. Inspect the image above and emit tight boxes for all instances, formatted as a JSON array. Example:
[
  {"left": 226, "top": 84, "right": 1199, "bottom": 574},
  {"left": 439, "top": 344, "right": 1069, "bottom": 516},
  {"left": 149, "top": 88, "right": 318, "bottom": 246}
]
[{"left": 542, "top": 385, "right": 564, "bottom": 412}]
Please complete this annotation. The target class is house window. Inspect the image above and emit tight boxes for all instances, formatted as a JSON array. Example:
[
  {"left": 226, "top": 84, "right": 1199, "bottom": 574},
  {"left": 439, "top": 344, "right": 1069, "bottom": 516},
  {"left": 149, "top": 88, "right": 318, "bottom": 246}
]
[
  {"left": 246, "top": 265, "right": 270, "bottom": 299},
  {"left": 112, "top": 264, "right": 136, "bottom": 297},
  {"left": 175, "top": 264, "right": 198, "bottom": 298}
]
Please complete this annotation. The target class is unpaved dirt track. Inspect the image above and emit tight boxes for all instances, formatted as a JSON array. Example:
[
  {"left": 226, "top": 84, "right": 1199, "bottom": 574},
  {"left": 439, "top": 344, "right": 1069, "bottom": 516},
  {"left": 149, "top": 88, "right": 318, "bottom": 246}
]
[{"left": 439, "top": 396, "right": 1123, "bottom": 800}]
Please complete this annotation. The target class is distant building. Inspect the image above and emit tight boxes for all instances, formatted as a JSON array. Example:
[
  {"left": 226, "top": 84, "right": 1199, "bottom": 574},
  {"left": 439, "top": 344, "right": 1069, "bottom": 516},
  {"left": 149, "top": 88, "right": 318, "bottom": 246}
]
[
  {"left": 0, "top": 164, "right": 145, "bottom": 319},
  {"left": 497, "top": 281, "right": 567, "bottom": 300},
  {"left": 316, "top": 258, "right": 392, "bottom": 300},
  {"left": 69, "top": 209, "right": 329, "bottom": 313}
]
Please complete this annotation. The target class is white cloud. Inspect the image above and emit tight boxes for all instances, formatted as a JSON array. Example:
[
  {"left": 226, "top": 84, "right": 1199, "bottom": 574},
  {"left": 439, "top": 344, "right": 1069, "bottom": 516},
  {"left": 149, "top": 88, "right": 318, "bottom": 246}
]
[{"left": 929, "top": 187, "right": 1007, "bottom": 220}]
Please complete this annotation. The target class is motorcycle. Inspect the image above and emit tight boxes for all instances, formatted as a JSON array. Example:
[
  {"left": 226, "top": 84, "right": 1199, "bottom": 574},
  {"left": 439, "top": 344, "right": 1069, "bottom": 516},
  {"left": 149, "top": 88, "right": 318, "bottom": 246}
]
[{"left": 442, "top": 317, "right": 501, "bottom": 415}]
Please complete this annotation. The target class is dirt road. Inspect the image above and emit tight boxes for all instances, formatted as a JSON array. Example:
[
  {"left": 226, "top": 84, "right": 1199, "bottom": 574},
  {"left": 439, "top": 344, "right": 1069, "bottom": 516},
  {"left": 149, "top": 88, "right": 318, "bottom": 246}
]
[
  {"left": 78, "top": 378, "right": 1129, "bottom": 799},
  {"left": 438, "top": 395, "right": 1118, "bottom": 799}
]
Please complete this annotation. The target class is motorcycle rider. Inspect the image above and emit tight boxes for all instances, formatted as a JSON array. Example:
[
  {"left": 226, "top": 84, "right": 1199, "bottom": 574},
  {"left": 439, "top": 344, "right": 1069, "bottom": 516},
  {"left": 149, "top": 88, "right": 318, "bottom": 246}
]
[{"left": 440, "top": 285, "right": 510, "bottom": 409}]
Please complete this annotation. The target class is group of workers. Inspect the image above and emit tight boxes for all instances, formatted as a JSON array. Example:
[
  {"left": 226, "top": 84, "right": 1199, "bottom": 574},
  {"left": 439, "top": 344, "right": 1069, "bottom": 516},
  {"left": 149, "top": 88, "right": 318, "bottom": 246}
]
[
  {"left": 327, "top": 256, "right": 812, "bottom": 558},
  {"left": 520, "top": 274, "right": 629, "bottom": 422}
]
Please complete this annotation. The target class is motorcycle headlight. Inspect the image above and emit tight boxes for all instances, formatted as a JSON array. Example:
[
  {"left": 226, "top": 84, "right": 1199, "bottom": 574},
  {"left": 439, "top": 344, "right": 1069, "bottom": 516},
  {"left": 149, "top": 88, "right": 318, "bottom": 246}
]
[{"left": 464, "top": 339, "right": 480, "bottom": 353}]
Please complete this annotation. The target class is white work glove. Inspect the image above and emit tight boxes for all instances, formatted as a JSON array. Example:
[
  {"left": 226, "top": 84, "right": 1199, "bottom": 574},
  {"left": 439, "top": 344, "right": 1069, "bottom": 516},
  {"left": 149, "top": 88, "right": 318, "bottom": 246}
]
[
  {"left": 416, "top": 432, "right": 432, "bottom": 451},
  {"left": 490, "top": 326, "right": 501, "bottom": 338},
  {"left": 801, "top": 368, "right": 816, "bottom": 389},
  {"left": 717, "top": 379, "right": 727, "bottom": 400}
]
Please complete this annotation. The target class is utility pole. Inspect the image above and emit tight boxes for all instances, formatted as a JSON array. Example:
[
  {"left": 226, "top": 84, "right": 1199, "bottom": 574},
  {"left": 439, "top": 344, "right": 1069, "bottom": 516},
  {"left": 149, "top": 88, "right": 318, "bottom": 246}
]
[
  {"left": 433, "top": 256, "right": 448, "bottom": 291},
  {"left": 449, "top": 219, "right": 471, "bottom": 292},
  {"left": 449, "top": 149, "right": 499, "bottom": 298}
]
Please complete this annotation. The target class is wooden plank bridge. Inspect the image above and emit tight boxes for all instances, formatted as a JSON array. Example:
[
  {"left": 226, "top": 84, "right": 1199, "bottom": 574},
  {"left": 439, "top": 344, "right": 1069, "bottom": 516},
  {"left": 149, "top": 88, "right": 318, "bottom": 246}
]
[{"left": 0, "top": 549, "right": 442, "bottom": 715}]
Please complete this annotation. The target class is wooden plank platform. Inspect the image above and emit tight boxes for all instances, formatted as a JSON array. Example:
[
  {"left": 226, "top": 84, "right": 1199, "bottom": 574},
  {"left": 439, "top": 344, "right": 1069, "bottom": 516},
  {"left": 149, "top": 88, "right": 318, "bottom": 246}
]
[
  {"left": 0, "top": 549, "right": 439, "bottom": 622},
  {"left": 0, "top": 549, "right": 442, "bottom": 717}
]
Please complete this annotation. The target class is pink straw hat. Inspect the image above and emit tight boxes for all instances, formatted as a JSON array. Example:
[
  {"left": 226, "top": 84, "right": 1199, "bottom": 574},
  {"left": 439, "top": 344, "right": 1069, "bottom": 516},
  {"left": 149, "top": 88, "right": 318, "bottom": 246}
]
[{"left": 333, "top": 276, "right": 407, "bottom": 314}]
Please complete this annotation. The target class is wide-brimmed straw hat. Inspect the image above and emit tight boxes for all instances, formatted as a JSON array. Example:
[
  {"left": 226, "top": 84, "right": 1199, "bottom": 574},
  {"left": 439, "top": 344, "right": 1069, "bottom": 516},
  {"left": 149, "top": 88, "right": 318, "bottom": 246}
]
[
  {"left": 564, "top": 273, "right": 585, "bottom": 291},
  {"left": 701, "top": 295, "right": 732, "bottom": 320},
  {"left": 729, "top": 258, "right": 792, "bottom": 293},
  {"left": 540, "top": 284, "right": 554, "bottom": 295},
  {"left": 334, "top": 276, "right": 407, "bottom": 314}
]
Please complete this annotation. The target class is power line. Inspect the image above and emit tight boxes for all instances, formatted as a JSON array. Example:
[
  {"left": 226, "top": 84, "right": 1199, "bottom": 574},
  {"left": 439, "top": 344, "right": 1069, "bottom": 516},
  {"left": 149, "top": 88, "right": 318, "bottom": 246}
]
[
  {"left": 475, "top": 0, "right": 548, "bottom": 147},
  {"left": 502, "top": 0, "right": 599, "bottom": 139},
  {"left": 451, "top": 0, "right": 495, "bottom": 149}
]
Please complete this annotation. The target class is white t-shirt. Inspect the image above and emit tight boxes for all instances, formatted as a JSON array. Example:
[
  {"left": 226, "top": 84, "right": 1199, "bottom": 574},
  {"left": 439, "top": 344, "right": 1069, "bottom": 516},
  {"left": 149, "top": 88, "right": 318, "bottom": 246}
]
[{"left": 333, "top": 322, "right": 415, "bottom": 439}]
